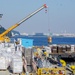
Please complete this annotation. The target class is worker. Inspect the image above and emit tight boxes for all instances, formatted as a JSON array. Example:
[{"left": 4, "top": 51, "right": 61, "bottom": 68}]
[
  {"left": 41, "top": 52, "right": 51, "bottom": 68},
  {"left": 50, "top": 70, "right": 54, "bottom": 74},
  {"left": 47, "top": 55, "right": 58, "bottom": 65},
  {"left": 58, "top": 70, "right": 63, "bottom": 74},
  {"left": 32, "top": 49, "right": 51, "bottom": 72},
  {"left": 22, "top": 56, "right": 29, "bottom": 75},
  {"left": 60, "top": 59, "right": 66, "bottom": 67},
  {"left": 57, "top": 62, "right": 62, "bottom": 67},
  {"left": 14, "top": 41, "right": 21, "bottom": 51},
  {"left": 70, "top": 65, "right": 75, "bottom": 75},
  {"left": 32, "top": 52, "right": 42, "bottom": 72}
]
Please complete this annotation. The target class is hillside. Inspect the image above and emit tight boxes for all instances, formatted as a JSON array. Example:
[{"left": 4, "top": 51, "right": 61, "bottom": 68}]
[{"left": 0, "top": 25, "right": 20, "bottom": 37}]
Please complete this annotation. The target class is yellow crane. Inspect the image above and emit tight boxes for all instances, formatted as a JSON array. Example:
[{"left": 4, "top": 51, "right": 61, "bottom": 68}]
[{"left": 0, "top": 4, "right": 47, "bottom": 42}]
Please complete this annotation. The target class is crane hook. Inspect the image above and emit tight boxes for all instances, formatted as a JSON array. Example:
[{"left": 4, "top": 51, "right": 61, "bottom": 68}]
[{"left": 45, "top": 8, "right": 47, "bottom": 13}]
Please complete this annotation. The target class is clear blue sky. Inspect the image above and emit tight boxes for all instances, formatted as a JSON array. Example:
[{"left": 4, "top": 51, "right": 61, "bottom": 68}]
[{"left": 0, "top": 0, "right": 75, "bottom": 34}]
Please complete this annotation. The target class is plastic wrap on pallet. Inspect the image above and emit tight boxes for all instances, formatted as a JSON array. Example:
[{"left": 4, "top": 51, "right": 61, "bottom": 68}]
[
  {"left": 15, "top": 51, "right": 22, "bottom": 57},
  {"left": 12, "top": 56, "right": 22, "bottom": 61},
  {"left": 5, "top": 53, "right": 12, "bottom": 66},
  {"left": 0, "top": 56, "right": 8, "bottom": 70},
  {"left": 2, "top": 52, "right": 12, "bottom": 57},
  {"left": 10, "top": 56, "right": 23, "bottom": 73},
  {"left": 11, "top": 61, "right": 23, "bottom": 73},
  {"left": 1, "top": 48, "right": 7, "bottom": 52},
  {"left": 0, "top": 43, "right": 23, "bottom": 72},
  {"left": 2, "top": 52, "right": 12, "bottom": 67},
  {"left": 6, "top": 48, "right": 12, "bottom": 53},
  {"left": 0, "top": 43, "right": 4, "bottom": 48},
  {"left": 6, "top": 47, "right": 15, "bottom": 54},
  {"left": 0, "top": 51, "right": 2, "bottom": 55},
  {"left": 11, "top": 48, "right": 15, "bottom": 54}
]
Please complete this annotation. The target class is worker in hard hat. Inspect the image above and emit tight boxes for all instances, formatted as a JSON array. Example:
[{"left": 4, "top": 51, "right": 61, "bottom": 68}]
[
  {"left": 60, "top": 59, "right": 66, "bottom": 67},
  {"left": 32, "top": 51, "right": 42, "bottom": 72},
  {"left": 70, "top": 65, "right": 75, "bottom": 74},
  {"left": 32, "top": 49, "right": 50, "bottom": 71},
  {"left": 43, "top": 51, "right": 48, "bottom": 57},
  {"left": 42, "top": 49, "right": 49, "bottom": 57},
  {"left": 70, "top": 65, "right": 75, "bottom": 70},
  {"left": 57, "top": 55, "right": 66, "bottom": 67},
  {"left": 40, "top": 49, "right": 52, "bottom": 68},
  {"left": 41, "top": 52, "right": 51, "bottom": 68}
]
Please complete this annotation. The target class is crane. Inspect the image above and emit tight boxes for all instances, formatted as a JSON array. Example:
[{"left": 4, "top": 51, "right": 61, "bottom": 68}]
[{"left": 0, "top": 4, "right": 47, "bottom": 42}]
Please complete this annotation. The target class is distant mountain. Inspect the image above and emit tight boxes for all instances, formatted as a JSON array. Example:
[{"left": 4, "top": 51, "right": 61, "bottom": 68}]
[
  {"left": 0, "top": 25, "right": 20, "bottom": 37},
  {"left": 0, "top": 25, "right": 12, "bottom": 37}
]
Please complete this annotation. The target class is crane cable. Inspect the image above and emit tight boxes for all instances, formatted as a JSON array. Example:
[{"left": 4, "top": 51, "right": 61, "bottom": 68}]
[
  {"left": 45, "top": 7, "right": 52, "bottom": 43},
  {"left": 45, "top": 7, "right": 50, "bottom": 36}
]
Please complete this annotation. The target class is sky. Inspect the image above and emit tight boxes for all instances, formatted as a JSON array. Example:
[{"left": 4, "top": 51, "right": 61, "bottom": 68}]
[{"left": 0, "top": 0, "right": 75, "bottom": 34}]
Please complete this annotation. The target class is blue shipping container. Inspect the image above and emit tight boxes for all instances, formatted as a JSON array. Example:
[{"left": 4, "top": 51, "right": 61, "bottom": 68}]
[{"left": 21, "top": 39, "right": 33, "bottom": 48}]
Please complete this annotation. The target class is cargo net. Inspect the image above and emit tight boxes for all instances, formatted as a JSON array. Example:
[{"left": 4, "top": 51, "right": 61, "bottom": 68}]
[{"left": 38, "top": 67, "right": 66, "bottom": 75}]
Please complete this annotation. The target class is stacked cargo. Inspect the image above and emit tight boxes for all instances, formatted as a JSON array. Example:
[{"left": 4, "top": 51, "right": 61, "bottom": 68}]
[
  {"left": 71, "top": 45, "right": 75, "bottom": 52},
  {"left": 10, "top": 56, "right": 23, "bottom": 73},
  {"left": 66, "top": 45, "right": 71, "bottom": 52},
  {"left": 52, "top": 45, "right": 57, "bottom": 53},
  {"left": 2, "top": 53, "right": 12, "bottom": 67},
  {"left": 0, "top": 56, "right": 8, "bottom": 70},
  {"left": 0, "top": 43, "right": 23, "bottom": 74},
  {"left": 58, "top": 45, "right": 63, "bottom": 53}
]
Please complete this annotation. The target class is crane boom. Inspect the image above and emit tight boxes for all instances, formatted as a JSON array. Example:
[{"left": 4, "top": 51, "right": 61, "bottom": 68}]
[{"left": 0, "top": 4, "right": 47, "bottom": 38}]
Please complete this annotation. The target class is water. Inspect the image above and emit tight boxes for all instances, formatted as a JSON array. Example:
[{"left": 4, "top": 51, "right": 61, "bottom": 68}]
[
  {"left": 11, "top": 35, "right": 48, "bottom": 46},
  {"left": 11, "top": 35, "right": 75, "bottom": 46},
  {"left": 52, "top": 36, "right": 75, "bottom": 45}
]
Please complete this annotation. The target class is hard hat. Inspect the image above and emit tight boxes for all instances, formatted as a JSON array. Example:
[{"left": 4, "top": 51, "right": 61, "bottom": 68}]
[
  {"left": 62, "top": 63, "right": 66, "bottom": 67},
  {"left": 44, "top": 52, "right": 47, "bottom": 55},
  {"left": 70, "top": 65, "right": 75, "bottom": 70},
  {"left": 37, "top": 48, "right": 41, "bottom": 51},
  {"left": 60, "top": 59, "right": 66, "bottom": 67},
  {"left": 60, "top": 59, "right": 65, "bottom": 63},
  {"left": 34, "top": 52, "right": 39, "bottom": 56},
  {"left": 43, "top": 52, "right": 49, "bottom": 57}
]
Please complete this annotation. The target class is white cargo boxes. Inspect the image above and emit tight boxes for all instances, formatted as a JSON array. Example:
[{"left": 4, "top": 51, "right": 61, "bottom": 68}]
[
  {"left": 0, "top": 56, "right": 8, "bottom": 70},
  {"left": 0, "top": 42, "right": 23, "bottom": 73},
  {"left": 15, "top": 51, "right": 22, "bottom": 57},
  {"left": 10, "top": 57, "right": 23, "bottom": 73}
]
